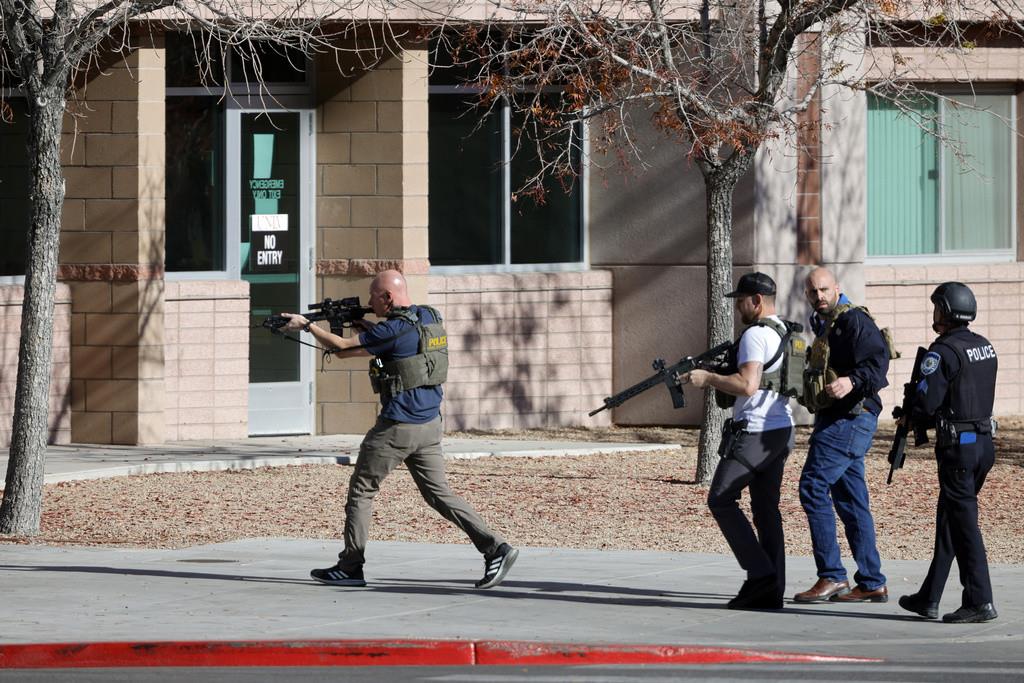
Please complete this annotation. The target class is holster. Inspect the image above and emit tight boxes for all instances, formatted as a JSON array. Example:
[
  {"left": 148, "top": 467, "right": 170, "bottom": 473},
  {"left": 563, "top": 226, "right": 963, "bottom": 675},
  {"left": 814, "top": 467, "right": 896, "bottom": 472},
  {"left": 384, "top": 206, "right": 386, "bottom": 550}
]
[
  {"left": 718, "top": 418, "right": 750, "bottom": 460},
  {"left": 935, "top": 416, "right": 958, "bottom": 448},
  {"left": 938, "top": 416, "right": 994, "bottom": 448}
]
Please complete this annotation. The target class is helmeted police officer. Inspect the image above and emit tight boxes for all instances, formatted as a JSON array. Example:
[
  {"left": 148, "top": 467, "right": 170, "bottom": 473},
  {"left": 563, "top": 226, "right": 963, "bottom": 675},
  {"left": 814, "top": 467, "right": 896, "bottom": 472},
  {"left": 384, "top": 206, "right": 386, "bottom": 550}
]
[{"left": 899, "top": 282, "right": 998, "bottom": 624}]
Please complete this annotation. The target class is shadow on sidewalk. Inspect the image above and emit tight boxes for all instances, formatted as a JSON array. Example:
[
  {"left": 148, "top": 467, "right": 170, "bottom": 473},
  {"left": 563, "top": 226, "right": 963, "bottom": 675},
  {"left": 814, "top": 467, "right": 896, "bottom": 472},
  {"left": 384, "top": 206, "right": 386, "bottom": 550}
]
[
  {"left": 0, "top": 564, "right": 926, "bottom": 621},
  {"left": 366, "top": 578, "right": 921, "bottom": 620},
  {"left": 0, "top": 564, "right": 310, "bottom": 585}
]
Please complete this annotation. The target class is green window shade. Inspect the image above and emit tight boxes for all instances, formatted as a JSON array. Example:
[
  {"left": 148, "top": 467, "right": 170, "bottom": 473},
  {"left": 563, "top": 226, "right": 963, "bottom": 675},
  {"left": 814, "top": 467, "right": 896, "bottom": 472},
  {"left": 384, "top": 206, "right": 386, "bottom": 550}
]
[
  {"left": 943, "top": 94, "right": 1012, "bottom": 251},
  {"left": 867, "top": 94, "right": 938, "bottom": 256}
]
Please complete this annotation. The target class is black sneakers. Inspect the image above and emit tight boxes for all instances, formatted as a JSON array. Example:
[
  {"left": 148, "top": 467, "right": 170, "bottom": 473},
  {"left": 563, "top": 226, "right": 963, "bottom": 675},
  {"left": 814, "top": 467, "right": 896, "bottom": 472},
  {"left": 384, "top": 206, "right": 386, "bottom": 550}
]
[
  {"left": 898, "top": 593, "right": 939, "bottom": 619},
  {"left": 476, "top": 544, "right": 519, "bottom": 589},
  {"left": 311, "top": 547, "right": 519, "bottom": 589},
  {"left": 728, "top": 575, "right": 783, "bottom": 610},
  {"left": 942, "top": 603, "right": 998, "bottom": 623},
  {"left": 310, "top": 563, "right": 367, "bottom": 587}
]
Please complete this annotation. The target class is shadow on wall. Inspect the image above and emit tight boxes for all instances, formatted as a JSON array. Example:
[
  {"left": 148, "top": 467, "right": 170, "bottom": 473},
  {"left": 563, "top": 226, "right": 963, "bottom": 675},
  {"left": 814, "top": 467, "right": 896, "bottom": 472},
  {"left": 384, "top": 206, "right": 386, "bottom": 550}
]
[
  {"left": 0, "top": 292, "right": 71, "bottom": 447},
  {"left": 446, "top": 285, "right": 581, "bottom": 430},
  {"left": 586, "top": 110, "right": 709, "bottom": 267}
]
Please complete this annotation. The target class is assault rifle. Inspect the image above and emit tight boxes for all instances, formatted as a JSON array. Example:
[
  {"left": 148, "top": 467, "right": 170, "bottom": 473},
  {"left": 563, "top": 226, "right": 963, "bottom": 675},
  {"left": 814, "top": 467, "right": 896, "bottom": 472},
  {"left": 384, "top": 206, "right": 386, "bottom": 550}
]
[
  {"left": 887, "top": 345, "right": 930, "bottom": 484},
  {"left": 262, "top": 296, "right": 373, "bottom": 336},
  {"left": 589, "top": 341, "right": 733, "bottom": 416}
]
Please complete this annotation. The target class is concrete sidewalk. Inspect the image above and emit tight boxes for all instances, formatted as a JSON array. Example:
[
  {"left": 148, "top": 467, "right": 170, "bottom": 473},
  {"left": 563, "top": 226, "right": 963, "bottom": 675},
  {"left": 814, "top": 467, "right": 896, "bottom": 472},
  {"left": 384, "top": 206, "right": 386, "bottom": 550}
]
[
  {"left": 1, "top": 540, "right": 1022, "bottom": 665},
  {"left": 0, "top": 435, "right": 681, "bottom": 487},
  {"left": 1, "top": 435, "right": 1022, "bottom": 667}
]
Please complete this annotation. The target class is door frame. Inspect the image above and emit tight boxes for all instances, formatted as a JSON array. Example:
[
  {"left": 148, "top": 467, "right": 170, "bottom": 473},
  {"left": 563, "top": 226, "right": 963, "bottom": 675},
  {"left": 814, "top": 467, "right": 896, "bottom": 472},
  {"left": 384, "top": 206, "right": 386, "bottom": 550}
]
[{"left": 226, "top": 107, "right": 316, "bottom": 435}]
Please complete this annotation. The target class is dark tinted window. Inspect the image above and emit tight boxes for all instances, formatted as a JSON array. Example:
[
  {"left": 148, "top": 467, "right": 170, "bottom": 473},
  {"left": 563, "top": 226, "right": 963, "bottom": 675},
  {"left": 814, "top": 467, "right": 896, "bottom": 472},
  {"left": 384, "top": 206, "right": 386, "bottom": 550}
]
[
  {"left": 509, "top": 102, "right": 582, "bottom": 264},
  {"left": 0, "top": 98, "right": 29, "bottom": 276},
  {"left": 165, "top": 33, "right": 225, "bottom": 88},
  {"left": 428, "top": 91, "right": 583, "bottom": 266},
  {"left": 230, "top": 43, "right": 307, "bottom": 84},
  {"left": 428, "top": 94, "right": 503, "bottom": 265},
  {"left": 165, "top": 96, "right": 225, "bottom": 271}
]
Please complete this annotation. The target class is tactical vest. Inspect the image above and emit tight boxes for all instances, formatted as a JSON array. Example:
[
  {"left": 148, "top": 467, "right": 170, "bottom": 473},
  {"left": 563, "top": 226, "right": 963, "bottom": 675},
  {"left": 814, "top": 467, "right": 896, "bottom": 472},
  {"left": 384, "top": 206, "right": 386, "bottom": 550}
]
[
  {"left": 368, "top": 306, "right": 449, "bottom": 401},
  {"left": 715, "top": 318, "right": 806, "bottom": 409},
  {"left": 800, "top": 304, "right": 900, "bottom": 413},
  {"left": 933, "top": 328, "right": 997, "bottom": 425}
]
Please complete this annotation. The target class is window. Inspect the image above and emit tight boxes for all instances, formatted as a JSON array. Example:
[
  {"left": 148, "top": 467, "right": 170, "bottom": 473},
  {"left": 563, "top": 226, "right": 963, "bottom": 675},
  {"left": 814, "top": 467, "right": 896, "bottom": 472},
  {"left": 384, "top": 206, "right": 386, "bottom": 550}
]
[
  {"left": 165, "top": 96, "right": 225, "bottom": 272},
  {"left": 867, "top": 91, "right": 1015, "bottom": 258},
  {"left": 428, "top": 48, "right": 584, "bottom": 269},
  {"left": 164, "top": 34, "right": 308, "bottom": 274},
  {"left": 0, "top": 97, "right": 29, "bottom": 277}
]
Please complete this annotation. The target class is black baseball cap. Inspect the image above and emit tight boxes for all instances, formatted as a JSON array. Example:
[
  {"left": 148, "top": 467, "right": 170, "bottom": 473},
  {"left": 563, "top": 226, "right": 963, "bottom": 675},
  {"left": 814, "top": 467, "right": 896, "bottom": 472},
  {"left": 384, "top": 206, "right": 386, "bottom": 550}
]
[{"left": 725, "top": 272, "right": 777, "bottom": 298}]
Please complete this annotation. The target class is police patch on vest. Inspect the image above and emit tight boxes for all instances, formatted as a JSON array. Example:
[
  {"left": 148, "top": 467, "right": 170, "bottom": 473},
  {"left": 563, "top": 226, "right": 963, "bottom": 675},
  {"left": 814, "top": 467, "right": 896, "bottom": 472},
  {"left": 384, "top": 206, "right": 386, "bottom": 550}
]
[{"left": 920, "top": 352, "right": 941, "bottom": 376}]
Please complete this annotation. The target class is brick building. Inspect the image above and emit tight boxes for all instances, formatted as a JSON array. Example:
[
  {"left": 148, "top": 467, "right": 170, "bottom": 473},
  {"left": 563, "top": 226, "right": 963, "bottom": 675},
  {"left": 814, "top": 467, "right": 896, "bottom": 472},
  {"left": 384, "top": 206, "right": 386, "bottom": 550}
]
[{"left": 1, "top": 25, "right": 1022, "bottom": 446}]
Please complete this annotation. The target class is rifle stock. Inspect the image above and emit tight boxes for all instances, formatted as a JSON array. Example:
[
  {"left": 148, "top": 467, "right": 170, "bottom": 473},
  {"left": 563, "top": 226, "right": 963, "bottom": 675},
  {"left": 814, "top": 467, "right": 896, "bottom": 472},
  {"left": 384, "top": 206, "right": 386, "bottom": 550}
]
[
  {"left": 887, "top": 346, "right": 930, "bottom": 484},
  {"left": 589, "top": 341, "right": 733, "bottom": 417}
]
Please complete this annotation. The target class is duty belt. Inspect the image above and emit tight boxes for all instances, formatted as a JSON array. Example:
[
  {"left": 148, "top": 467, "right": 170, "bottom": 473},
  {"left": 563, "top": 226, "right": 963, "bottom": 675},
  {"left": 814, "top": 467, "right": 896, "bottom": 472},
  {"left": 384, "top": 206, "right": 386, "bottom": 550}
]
[{"left": 950, "top": 418, "right": 993, "bottom": 435}]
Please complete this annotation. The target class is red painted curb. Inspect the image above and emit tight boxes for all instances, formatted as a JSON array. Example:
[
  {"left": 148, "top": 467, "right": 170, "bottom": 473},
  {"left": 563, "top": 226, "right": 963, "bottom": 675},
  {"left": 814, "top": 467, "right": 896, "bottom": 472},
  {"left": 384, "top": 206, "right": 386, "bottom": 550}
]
[
  {"left": 474, "top": 641, "right": 878, "bottom": 666},
  {"left": 0, "top": 640, "right": 475, "bottom": 669},
  {"left": 0, "top": 639, "right": 881, "bottom": 669}
]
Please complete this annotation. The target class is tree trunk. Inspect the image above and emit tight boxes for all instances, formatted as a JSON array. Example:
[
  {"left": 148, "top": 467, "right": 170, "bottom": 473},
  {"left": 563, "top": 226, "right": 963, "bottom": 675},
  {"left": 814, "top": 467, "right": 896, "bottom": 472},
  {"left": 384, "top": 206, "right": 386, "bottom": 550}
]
[
  {"left": 695, "top": 170, "right": 739, "bottom": 484},
  {"left": 0, "top": 87, "right": 67, "bottom": 535}
]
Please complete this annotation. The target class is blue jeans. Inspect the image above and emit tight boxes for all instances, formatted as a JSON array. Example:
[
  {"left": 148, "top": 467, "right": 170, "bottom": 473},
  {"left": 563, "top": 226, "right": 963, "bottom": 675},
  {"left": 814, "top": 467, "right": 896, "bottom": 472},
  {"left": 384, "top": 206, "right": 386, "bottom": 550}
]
[{"left": 799, "top": 411, "right": 886, "bottom": 589}]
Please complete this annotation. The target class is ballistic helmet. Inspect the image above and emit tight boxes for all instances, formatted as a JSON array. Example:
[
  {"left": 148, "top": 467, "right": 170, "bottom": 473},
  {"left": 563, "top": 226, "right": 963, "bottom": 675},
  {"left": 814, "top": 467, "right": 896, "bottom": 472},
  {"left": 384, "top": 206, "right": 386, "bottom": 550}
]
[{"left": 930, "top": 281, "right": 976, "bottom": 324}]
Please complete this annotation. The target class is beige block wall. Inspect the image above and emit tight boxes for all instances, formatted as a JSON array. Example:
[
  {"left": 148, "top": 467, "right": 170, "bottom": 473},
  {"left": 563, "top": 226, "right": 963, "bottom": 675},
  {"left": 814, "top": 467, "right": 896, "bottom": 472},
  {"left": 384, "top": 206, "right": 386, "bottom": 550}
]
[
  {"left": 0, "top": 285, "right": 72, "bottom": 446},
  {"left": 64, "top": 44, "right": 168, "bottom": 445},
  {"left": 164, "top": 281, "right": 250, "bottom": 441},
  {"left": 315, "top": 43, "right": 432, "bottom": 435},
  {"left": 314, "top": 270, "right": 613, "bottom": 434},
  {"left": 427, "top": 271, "right": 613, "bottom": 431},
  {"left": 317, "top": 47, "right": 429, "bottom": 263},
  {"left": 314, "top": 274, "right": 379, "bottom": 434},
  {"left": 866, "top": 263, "right": 1024, "bottom": 417}
]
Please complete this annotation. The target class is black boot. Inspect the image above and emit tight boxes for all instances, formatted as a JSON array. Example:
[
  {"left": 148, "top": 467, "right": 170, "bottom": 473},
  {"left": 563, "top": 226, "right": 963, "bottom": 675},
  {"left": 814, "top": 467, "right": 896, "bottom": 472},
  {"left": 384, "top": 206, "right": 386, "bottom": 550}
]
[
  {"left": 942, "top": 603, "right": 998, "bottom": 623},
  {"left": 898, "top": 593, "right": 938, "bottom": 619}
]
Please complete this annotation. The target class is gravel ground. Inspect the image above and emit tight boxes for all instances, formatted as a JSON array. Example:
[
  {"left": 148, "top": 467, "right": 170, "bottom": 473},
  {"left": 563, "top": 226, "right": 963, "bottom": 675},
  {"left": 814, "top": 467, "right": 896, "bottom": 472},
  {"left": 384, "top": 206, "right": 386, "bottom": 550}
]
[{"left": 3, "top": 421, "right": 1022, "bottom": 563}]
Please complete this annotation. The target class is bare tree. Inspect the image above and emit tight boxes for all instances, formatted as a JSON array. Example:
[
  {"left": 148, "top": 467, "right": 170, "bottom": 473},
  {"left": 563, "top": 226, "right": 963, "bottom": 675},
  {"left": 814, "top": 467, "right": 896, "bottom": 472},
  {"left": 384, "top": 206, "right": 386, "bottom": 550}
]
[
  {"left": 436, "top": 0, "right": 1024, "bottom": 481},
  {"left": 0, "top": 0, "right": 414, "bottom": 534}
]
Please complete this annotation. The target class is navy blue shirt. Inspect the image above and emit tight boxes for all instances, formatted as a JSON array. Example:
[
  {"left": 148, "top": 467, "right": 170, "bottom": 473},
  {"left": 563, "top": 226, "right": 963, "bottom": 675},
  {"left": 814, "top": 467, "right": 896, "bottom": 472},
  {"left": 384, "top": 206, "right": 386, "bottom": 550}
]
[
  {"left": 817, "top": 306, "right": 890, "bottom": 417},
  {"left": 359, "top": 305, "right": 443, "bottom": 424}
]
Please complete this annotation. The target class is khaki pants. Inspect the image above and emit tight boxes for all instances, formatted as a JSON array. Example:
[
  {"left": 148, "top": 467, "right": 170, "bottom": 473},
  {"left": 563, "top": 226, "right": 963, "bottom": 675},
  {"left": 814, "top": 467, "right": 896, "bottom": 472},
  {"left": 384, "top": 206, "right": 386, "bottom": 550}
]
[{"left": 338, "top": 416, "right": 505, "bottom": 569}]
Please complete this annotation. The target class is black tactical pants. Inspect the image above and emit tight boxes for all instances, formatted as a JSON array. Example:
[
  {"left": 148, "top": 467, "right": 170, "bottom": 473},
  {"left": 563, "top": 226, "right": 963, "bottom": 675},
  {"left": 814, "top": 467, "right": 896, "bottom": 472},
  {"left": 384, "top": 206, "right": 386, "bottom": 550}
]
[
  {"left": 707, "top": 426, "right": 794, "bottom": 601},
  {"left": 918, "top": 433, "right": 995, "bottom": 608}
]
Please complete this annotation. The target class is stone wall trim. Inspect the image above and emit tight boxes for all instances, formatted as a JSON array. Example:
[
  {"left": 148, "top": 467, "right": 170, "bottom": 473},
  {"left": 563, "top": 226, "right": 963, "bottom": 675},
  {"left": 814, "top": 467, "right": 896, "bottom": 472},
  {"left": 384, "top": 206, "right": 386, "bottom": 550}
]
[
  {"left": 59, "top": 264, "right": 165, "bottom": 282},
  {"left": 317, "top": 258, "right": 430, "bottom": 276}
]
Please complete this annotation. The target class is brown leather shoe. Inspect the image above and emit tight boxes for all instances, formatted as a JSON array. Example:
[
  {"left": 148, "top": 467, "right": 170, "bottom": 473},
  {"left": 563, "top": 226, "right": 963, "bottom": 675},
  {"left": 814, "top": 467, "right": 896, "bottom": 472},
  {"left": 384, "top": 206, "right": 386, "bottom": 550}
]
[
  {"left": 793, "top": 578, "right": 851, "bottom": 603},
  {"left": 831, "top": 584, "right": 888, "bottom": 603}
]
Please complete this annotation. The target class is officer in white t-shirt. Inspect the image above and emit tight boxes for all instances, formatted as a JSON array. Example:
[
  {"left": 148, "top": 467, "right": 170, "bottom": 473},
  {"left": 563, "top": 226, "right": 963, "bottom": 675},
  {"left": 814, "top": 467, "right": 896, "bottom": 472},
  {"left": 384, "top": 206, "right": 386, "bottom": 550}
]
[{"left": 681, "top": 272, "right": 796, "bottom": 610}]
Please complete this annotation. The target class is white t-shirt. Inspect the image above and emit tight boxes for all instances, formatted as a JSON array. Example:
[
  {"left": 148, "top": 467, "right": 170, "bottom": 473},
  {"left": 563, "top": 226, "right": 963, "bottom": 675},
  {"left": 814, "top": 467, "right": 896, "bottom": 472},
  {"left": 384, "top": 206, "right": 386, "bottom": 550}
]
[{"left": 731, "top": 315, "right": 795, "bottom": 433}]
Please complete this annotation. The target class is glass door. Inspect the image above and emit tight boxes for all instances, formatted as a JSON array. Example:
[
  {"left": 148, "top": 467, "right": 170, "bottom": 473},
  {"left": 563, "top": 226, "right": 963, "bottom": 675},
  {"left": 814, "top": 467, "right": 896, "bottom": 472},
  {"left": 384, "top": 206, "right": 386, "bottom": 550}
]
[{"left": 229, "top": 110, "right": 314, "bottom": 434}]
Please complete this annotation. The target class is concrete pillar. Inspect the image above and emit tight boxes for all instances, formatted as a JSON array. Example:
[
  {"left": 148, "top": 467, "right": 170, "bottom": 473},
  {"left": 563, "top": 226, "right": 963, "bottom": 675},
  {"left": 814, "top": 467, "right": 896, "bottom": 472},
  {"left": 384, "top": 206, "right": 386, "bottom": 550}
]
[
  {"left": 61, "top": 42, "right": 166, "bottom": 444},
  {"left": 314, "top": 44, "right": 430, "bottom": 435}
]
